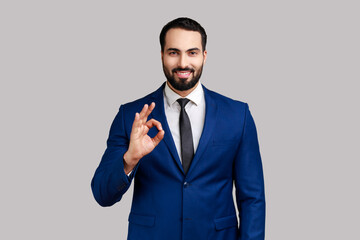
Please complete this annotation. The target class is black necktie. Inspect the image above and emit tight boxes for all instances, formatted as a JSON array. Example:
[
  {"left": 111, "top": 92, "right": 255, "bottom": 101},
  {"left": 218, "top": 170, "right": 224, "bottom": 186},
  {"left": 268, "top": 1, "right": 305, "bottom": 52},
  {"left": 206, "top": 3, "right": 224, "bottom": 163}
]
[{"left": 177, "top": 98, "right": 194, "bottom": 174}]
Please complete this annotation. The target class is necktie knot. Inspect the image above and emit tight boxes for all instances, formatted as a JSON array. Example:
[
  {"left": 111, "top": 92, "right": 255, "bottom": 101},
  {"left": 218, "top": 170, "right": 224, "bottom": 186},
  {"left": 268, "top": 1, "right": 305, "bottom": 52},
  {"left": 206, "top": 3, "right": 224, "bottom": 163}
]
[{"left": 177, "top": 98, "right": 190, "bottom": 109}]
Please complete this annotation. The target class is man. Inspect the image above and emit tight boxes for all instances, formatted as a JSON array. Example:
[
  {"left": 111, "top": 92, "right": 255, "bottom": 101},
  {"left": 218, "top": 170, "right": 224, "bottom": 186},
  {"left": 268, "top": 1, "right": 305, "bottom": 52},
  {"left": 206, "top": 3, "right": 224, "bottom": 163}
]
[{"left": 91, "top": 17, "right": 265, "bottom": 240}]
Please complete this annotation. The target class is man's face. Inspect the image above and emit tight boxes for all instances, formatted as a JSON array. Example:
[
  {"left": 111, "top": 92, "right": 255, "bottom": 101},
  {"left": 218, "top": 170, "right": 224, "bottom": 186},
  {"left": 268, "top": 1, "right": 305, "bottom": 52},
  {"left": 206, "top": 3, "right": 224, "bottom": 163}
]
[{"left": 161, "top": 28, "right": 207, "bottom": 92}]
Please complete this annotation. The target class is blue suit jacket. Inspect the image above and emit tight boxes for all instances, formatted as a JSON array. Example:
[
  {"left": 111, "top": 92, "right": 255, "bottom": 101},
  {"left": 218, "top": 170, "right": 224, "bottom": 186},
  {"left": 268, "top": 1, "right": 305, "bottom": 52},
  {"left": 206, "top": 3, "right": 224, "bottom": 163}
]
[{"left": 91, "top": 83, "right": 265, "bottom": 240}]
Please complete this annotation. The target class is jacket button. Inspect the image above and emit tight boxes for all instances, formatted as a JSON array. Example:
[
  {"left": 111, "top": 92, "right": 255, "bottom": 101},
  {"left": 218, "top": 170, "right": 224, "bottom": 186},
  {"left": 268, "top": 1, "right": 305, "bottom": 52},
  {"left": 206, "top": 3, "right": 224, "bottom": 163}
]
[{"left": 184, "top": 182, "right": 189, "bottom": 188}]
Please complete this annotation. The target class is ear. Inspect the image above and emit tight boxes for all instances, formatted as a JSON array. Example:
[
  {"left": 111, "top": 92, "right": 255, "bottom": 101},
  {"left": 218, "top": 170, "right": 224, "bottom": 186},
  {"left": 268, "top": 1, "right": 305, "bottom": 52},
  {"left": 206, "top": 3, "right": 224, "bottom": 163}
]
[
  {"left": 161, "top": 51, "right": 164, "bottom": 61},
  {"left": 203, "top": 50, "right": 207, "bottom": 64}
]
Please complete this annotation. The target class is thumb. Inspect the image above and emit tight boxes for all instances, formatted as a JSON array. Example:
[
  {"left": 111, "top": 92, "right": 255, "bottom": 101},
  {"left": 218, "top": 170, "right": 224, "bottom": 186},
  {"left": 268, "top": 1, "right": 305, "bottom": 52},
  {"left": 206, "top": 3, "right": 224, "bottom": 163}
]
[{"left": 152, "top": 130, "right": 165, "bottom": 146}]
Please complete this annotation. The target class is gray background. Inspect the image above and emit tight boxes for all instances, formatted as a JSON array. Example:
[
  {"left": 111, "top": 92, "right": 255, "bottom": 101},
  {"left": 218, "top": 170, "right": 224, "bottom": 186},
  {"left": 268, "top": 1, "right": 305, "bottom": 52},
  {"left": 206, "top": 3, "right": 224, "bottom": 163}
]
[{"left": 1, "top": 0, "right": 359, "bottom": 239}]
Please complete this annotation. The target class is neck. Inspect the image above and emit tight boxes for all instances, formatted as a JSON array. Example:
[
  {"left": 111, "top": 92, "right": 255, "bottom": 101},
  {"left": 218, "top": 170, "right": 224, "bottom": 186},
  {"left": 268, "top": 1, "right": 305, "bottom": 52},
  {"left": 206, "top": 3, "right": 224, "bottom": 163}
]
[{"left": 167, "top": 81, "right": 199, "bottom": 97}]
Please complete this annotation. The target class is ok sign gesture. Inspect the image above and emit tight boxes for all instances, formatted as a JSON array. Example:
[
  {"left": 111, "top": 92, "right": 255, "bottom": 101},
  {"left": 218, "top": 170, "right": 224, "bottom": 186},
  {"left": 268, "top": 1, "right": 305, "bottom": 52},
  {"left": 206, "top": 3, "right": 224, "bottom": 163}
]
[{"left": 123, "top": 102, "right": 165, "bottom": 174}]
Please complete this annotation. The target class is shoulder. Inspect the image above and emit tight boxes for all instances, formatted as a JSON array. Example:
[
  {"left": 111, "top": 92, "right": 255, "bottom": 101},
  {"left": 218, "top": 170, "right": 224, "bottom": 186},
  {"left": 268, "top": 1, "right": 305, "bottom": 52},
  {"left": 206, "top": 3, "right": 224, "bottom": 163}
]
[
  {"left": 120, "top": 84, "right": 164, "bottom": 112},
  {"left": 203, "top": 85, "right": 248, "bottom": 112}
]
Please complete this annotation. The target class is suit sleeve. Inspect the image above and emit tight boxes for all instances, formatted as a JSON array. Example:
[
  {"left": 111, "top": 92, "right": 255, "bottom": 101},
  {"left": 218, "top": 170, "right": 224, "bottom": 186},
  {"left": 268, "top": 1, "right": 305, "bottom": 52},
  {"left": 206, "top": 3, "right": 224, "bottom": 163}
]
[
  {"left": 234, "top": 104, "right": 266, "bottom": 240},
  {"left": 91, "top": 105, "right": 137, "bottom": 207}
]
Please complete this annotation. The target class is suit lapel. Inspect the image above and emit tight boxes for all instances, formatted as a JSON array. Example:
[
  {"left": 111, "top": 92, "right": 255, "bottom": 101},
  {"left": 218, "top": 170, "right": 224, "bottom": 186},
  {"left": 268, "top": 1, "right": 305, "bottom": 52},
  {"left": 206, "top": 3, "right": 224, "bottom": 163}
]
[
  {"left": 149, "top": 83, "right": 184, "bottom": 173},
  {"left": 148, "top": 83, "right": 218, "bottom": 176},
  {"left": 187, "top": 85, "right": 218, "bottom": 176}
]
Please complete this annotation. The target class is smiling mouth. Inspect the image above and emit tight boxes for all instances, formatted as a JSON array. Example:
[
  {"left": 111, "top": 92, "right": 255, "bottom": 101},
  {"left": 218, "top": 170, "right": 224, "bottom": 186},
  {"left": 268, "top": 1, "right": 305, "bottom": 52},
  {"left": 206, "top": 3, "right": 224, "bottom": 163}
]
[
  {"left": 175, "top": 71, "right": 192, "bottom": 78},
  {"left": 173, "top": 68, "right": 194, "bottom": 79}
]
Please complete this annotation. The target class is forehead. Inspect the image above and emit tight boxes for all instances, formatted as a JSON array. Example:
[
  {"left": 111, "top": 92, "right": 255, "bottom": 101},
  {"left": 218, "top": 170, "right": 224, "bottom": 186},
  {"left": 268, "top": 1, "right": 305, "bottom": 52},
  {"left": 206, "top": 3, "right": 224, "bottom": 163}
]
[{"left": 164, "top": 28, "right": 202, "bottom": 51}]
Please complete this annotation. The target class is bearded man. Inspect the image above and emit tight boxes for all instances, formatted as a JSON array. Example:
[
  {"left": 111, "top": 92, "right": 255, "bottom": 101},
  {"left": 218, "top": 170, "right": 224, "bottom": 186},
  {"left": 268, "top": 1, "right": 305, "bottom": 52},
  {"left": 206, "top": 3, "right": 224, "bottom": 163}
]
[{"left": 91, "top": 17, "right": 266, "bottom": 240}]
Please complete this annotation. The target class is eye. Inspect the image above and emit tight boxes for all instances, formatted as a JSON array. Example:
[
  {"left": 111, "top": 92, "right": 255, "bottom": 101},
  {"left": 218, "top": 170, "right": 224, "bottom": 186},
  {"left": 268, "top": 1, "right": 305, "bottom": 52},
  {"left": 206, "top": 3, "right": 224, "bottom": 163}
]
[
  {"left": 188, "top": 51, "right": 198, "bottom": 56},
  {"left": 169, "top": 51, "right": 178, "bottom": 56}
]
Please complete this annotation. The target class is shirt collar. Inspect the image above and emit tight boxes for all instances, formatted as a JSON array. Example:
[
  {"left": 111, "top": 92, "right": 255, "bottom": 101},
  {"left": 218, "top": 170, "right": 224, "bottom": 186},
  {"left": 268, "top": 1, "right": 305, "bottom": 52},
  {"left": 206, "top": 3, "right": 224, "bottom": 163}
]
[{"left": 164, "top": 81, "right": 204, "bottom": 107}]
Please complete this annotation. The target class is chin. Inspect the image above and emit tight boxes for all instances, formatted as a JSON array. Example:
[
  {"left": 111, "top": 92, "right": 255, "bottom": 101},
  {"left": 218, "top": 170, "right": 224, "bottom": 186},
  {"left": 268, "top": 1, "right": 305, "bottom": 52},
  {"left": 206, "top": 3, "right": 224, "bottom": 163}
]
[{"left": 171, "top": 79, "right": 199, "bottom": 91}]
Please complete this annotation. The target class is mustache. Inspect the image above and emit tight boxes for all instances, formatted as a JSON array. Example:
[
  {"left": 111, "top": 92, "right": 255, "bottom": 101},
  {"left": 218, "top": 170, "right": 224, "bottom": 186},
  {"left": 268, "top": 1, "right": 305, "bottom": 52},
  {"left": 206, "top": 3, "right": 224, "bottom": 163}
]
[{"left": 172, "top": 68, "right": 195, "bottom": 73}]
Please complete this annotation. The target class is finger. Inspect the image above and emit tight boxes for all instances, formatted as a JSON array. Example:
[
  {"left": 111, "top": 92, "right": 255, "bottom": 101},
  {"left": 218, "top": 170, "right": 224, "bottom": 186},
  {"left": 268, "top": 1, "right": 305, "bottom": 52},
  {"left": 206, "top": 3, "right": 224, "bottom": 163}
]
[
  {"left": 131, "top": 112, "right": 141, "bottom": 132},
  {"left": 139, "top": 104, "right": 149, "bottom": 120},
  {"left": 144, "top": 102, "right": 155, "bottom": 120},
  {"left": 145, "top": 118, "right": 163, "bottom": 131},
  {"left": 152, "top": 130, "right": 165, "bottom": 146}
]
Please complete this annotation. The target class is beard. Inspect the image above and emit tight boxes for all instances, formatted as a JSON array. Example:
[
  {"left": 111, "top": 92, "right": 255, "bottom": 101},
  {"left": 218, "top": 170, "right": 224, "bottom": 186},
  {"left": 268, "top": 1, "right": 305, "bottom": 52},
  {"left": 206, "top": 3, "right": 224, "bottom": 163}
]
[{"left": 162, "top": 64, "right": 204, "bottom": 91}]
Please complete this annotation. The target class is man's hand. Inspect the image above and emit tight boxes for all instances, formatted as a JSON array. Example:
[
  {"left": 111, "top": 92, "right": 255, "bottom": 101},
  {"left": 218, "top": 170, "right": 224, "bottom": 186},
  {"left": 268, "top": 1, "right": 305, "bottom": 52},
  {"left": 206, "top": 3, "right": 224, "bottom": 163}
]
[{"left": 123, "top": 102, "right": 165, "bottom": 174}]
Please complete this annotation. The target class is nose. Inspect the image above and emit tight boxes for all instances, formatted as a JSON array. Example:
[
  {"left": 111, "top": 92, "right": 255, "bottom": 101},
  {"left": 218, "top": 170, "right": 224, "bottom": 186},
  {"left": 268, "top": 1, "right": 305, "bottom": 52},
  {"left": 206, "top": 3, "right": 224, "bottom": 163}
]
[{"left": 178, "top": 54, "right": 188, "bottom": 69}]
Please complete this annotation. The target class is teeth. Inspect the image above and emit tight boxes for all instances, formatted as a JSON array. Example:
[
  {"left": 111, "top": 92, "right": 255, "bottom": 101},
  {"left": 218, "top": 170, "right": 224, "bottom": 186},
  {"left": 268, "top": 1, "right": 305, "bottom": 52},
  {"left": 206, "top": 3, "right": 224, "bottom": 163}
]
[{"left": 178, "top": 72, "right": 190, "bottom": 75}]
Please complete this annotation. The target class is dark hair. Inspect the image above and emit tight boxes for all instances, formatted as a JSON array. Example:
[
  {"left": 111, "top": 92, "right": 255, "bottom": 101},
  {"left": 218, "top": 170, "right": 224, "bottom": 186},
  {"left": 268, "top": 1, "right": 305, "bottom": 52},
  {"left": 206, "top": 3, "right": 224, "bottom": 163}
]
[{"left": 160, "top": 17, "right": 207, "bottom": 52}]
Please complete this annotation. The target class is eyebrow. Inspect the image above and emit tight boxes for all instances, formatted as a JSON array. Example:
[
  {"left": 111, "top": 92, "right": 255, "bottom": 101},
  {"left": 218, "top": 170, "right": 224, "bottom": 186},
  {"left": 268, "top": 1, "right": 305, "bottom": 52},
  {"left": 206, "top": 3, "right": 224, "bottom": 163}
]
[
  {"left": 166, "top": 48, "right": 180, "bottom": 52},
  {"left": 187, "top": 48, "right": 201, "bottom": 52},
  {"left": 166, "top": 47, "right": 201, "bottom": 52}
]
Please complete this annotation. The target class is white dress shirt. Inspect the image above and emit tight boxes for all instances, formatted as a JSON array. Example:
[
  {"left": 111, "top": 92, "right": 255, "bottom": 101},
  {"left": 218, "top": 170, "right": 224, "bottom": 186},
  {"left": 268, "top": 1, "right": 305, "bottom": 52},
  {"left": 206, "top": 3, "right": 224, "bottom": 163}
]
[{"left": 163, "top": 82, "right": 206, "bottom": 163}]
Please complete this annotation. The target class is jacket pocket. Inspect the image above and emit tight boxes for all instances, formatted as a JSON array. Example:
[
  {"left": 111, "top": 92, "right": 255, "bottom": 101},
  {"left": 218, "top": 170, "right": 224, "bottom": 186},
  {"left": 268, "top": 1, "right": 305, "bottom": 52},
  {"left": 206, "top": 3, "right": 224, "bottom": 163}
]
[
  {"left": 214, "top": 215, "right": 238, "bottom": 230},
  {"left": 128, "top": 213, "right": 155, "bottom": 227}
]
